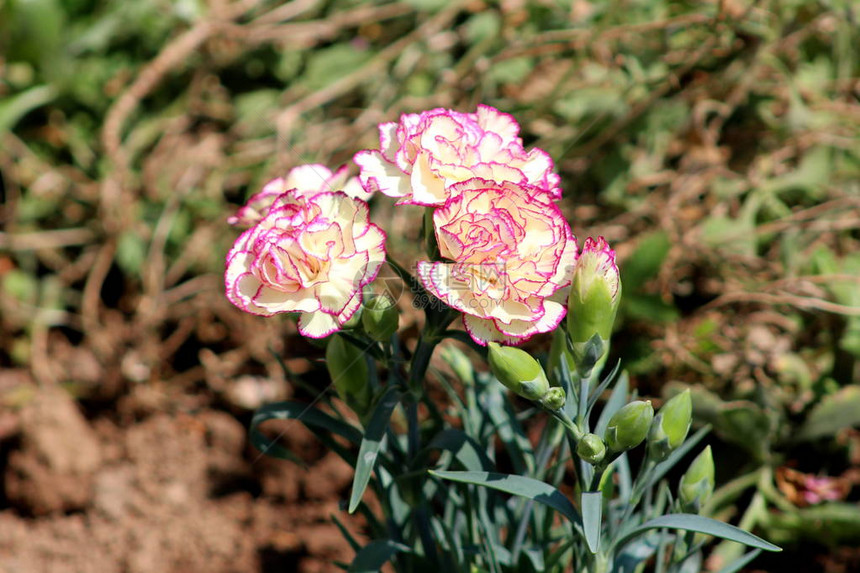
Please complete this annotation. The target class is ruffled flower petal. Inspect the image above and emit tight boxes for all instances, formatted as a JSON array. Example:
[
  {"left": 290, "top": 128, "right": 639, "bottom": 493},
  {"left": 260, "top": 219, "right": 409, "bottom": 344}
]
[
  {"left": 353, "top": 150, "right": 411, "bottom": 198},
  {"left": 418, "top": 178, "right": 577, "bottom": 346},
  {"left": 225, "top": 189, "right": 386, "bottom": 338},
  {"left": 354, "top": 105, "right": 562, "bottom": 204},
  {"left": 229, "top": 163, "right": 374, "bottom": 227},
  {"left": 297, "top": 310, "right": 340, "bottom": 338}
]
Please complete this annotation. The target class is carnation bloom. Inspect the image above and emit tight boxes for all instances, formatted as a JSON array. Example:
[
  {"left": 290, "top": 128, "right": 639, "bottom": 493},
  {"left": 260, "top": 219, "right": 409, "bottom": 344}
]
[
  {"left": 354, "top": 105, "right": 560, "bottom": 206},
  {"left": 225, "top": 190, "right": 386, "bottom": 338},
  {"left": 416, "top": 178, "right": 577, "bottom": 345},
  {"left": 228, "top": 164, "right": 370, "bottom": 227}
]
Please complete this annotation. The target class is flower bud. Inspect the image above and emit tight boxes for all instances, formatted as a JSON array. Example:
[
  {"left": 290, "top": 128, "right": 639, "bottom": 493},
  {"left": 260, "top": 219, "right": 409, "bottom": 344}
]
[
  {"left": 341, "top": 305, "right": 363, "bottom": 329},
  {"left": 679, "top": 446, "right": 715, "bottom": 513},
  {"left": 361, "top": 294, "right": 399, "bottom": 341},
  {"left": 566, "top": 237, "right": 621, "bottom": 373},
  {"left": 326, "top": 334, "right": 371, "bottom": 414},
  {"left": 604, "top": 400, "right": 654, "bottom": 453},
  {"left": 577, "top": 433, "right": 606, "bottom": 465},
  {"left": 539, "top": 387, "right": 566, "bottom": 411},
  {"left": 488, "top": 342, "right": 549, "bottom": 401},
  {"left": 647, "top": 389, "right": 692, "bottom": 461}
]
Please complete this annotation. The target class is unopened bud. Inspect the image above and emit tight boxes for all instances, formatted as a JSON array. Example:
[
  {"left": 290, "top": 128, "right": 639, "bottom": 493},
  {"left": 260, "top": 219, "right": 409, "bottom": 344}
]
[
  {"left": 361, "top": 294, "right": 399, "bottom": 341},
  {"left": 604, "top": 400, "right": 654, "bottom": 453},
  {"left": 566, "top": 237, "right": 621, "bottom": 373},
  {"left": 488, "top": 342, "right": 549, "bottom": 401},
  {"left": 341, "top": 306, "right": 362, "bottom": 329},
  {"left": 539, "top": 387, "right": 566, "bottom": 411},
  {"left": 326, "top": 334, "right": 370, "bottom": 414},
  {"left": 648, "top": 390, "right": 692, "bottom": 461},
  {"left": 577, "top": 433, "right": 606, "bottom": 465},
  {"left": 679, "top": 446, "right": 715, "bottom": 513}
]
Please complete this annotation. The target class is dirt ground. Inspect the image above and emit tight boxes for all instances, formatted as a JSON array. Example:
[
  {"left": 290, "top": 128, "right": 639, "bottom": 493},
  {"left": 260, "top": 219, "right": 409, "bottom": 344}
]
[{"left": 0, "top": 373, "right": 361, "bottom": 573}]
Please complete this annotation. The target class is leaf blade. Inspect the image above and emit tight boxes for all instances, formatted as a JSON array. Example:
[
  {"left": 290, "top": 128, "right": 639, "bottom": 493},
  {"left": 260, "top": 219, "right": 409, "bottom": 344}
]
[
  {"left": 582, "top": 491, "right": 603, "bottom": 553},
  {"left": 614, "top": 514, "right": 781, "bottom": 553},
  {"left": 430, "top": 470, "right": 582, "bottom": 530},
  {"left": 349, "top": 386, "right": 402, "bottom": 513},
  {"left": 349, "top": 539, "right": 411, "bottom": 573},
  {"left": 249, "top": 400, "right": 362, "bottom": 463}
]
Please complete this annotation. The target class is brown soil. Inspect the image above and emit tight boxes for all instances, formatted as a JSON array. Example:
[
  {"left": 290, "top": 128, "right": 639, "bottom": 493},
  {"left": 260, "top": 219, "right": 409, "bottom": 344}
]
[{"left": 0, "top": 377, "right": 360, "bottom": 573}]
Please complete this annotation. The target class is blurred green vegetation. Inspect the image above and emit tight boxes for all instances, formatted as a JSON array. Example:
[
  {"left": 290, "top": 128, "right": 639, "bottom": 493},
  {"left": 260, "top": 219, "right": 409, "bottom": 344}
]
[{"left": 1, "top": 0, "right": 859, "bottom": 568}]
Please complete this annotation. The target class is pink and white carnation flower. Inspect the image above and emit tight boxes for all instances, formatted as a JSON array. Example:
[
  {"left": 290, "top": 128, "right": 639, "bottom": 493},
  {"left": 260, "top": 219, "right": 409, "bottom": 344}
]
[
  {"left": 229, "top": 164, "right": 370, "bottom": 227},
  {"left": 354, "top": 105, "right": 560, "bottom": 206},
  {"left": 225, "top": 190, "right": 386, "bottom": 338},
  {"left": 416, "top": 178, "right": 577, "bottom": 346}
]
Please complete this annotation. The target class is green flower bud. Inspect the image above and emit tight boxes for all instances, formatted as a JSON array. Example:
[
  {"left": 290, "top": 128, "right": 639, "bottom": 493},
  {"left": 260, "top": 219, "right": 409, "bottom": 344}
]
[
  {"left": 679, "top": 446, "right": 715, "bottom": 513},
  {"left": 577, "top": 433, "right": 606, "bottom": 465},
  {"left": 341, "top": 306, "right": 362, "bottom": 329},
  {"left": 539, "top": 387, "right": 566, "bottom": 411},
  {"left": 326, "top": 334, "right": 370, "bottom": 414},
  {"left": 488, "top": 342, "right": 549, "bottom": 401},
  {"left": 566, "top": 237, "right": 621, "bottom": 373},
  {"left": 361, "top": 294, "right": 399, "bottom": 341},
  {"left": 604, "top": 400, "right": 654, "bottom": 453},
  {"left": 648, "top": 389, "right": 692, "bottom": 461}
]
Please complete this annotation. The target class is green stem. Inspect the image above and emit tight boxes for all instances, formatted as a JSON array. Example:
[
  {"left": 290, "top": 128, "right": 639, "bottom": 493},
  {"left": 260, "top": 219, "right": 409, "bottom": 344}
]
[
  {"left": 408, "top": 332, "right": 438, "bottom": 396},
  {"left": 386, "top": 255, "right": 427, "bottom": 298},
  {"left": 586, "top": 551, "right": 609, "bottom": 573},
  {"left": 629, "top": 457, "right": 657, "bottom": 506},
  {"left": 550, "top": 408, "right": 584, "bottom": 442},
  {"left": 406, "top": 398, "right": 420, "bottom": 461},
  {"left": 589, "top": 466, "right": 606, "bottom": 492}
]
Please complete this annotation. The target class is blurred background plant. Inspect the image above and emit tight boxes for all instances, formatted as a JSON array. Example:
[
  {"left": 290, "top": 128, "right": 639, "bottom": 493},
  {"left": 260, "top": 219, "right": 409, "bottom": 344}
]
[{"left": 0, "top": 0, "right": 858, "bottom": 571}]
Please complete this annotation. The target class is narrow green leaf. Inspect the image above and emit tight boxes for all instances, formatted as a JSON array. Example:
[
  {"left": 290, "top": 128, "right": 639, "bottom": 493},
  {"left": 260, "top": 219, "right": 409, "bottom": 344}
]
[
  {"left": 582, "top": 491, "right": 602, "bottom": 553},
  {"left": 578, "top": 375, "right": 590, "bottom": 427},
  {"left": 676, "top": 549, "right": 702, "bottom": 573},
  {"left": 522, "top": 546, "right": 546, "bottom": 572},
  {"left": 544, "top": 538, "right": 576, "bottom": 572},
  {"left": 616, "top": 452, "right": 632, "bottom": 503},
  {"left": 595, "top": 371, "right": 629, "bottom": 436},
  {"left": 331, "top": 514, "right": 361, "bottom": 552},
  {"left": 430, "top": 470, "right": 582, "bottom": 530},
  {"left": 614, "top": 514, "right": 781, "bottom": 553},
  {"left": 249, "top": 401, "right": 362, "bottom": 463},
  {"left": 480, "top": 378, "right": 534, "bottom": 475},
  {"left": 646, "top": 425, "right": 711, "bottom": 490},
  {"left": 487, "top": 544, "right": 513, "bottom": 566},
  {"left": 557, "top": 344, "right": 577, "bottom": 420},
  {"left": 425, "top": 428, "right": 494, "bottom": 472},
  {"left": 715, "top": 549, "right": 762, "bottom": 573},
  {"left": 349, "top": 386, "right": 402, "bottom": 513},
  {"left": 430, "top": 515, "right": 465, "bottom": 572},
  {"left": 587, "top": 359, "right": 622, "bottom": 413},
  {"left": 613, "top": 531, "right": 660, "bottom": 573},
  {"left": 349, "top": 539, "right": 410, "bottom": 573}
]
